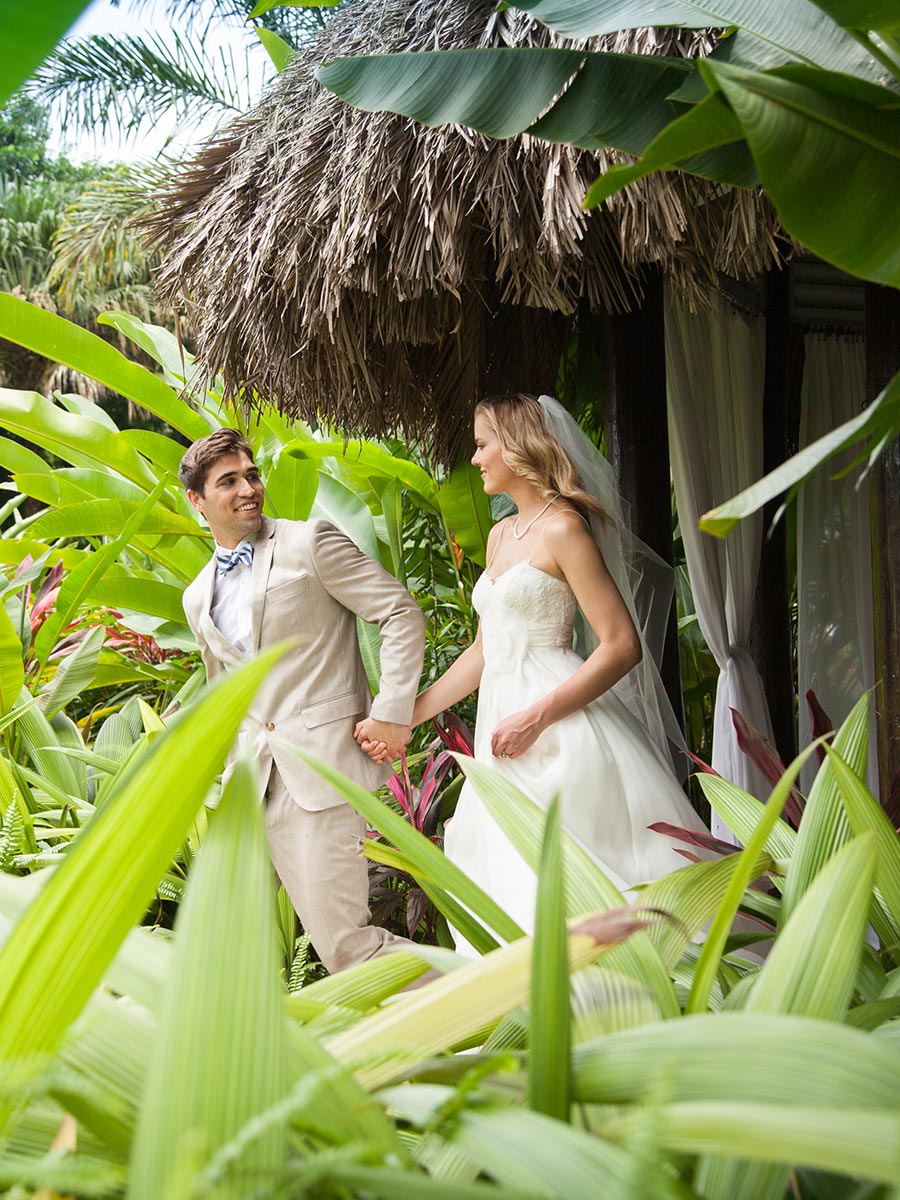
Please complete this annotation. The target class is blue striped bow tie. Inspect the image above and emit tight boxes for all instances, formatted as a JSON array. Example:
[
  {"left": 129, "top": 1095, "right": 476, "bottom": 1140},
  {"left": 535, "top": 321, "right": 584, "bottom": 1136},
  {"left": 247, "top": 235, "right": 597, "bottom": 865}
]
[{"left": 215, "top": 542, "right": 254, "bottom": 576}]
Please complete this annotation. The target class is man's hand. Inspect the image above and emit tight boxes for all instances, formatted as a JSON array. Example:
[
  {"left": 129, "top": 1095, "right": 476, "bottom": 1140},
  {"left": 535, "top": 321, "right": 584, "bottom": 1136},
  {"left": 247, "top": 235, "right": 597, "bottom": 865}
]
[{"left": 354, "top": 717, "right": 411, "bottom": 764}]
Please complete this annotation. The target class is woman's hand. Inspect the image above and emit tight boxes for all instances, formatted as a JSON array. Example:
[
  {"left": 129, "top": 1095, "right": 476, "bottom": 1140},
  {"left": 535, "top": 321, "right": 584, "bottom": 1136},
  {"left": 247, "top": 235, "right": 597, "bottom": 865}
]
[{"left": 491, "top": 708, "right": 545, "bottom": 760}]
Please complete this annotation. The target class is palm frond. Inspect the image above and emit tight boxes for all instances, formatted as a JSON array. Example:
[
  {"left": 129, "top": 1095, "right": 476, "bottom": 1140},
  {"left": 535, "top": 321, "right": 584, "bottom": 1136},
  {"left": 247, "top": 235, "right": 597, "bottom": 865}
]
[
  {"left": 31, "top": 31, "right": 265, "bottom": 141},
  {"left": 49, "top": 163, "right": 166, "bottom": 323}
]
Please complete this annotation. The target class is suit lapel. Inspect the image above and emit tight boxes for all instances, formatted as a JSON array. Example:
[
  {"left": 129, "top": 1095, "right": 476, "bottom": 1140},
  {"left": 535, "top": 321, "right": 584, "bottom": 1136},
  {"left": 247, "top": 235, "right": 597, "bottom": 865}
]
[{"left": 249, "top": 516, "right": 276, "bottom": 653}]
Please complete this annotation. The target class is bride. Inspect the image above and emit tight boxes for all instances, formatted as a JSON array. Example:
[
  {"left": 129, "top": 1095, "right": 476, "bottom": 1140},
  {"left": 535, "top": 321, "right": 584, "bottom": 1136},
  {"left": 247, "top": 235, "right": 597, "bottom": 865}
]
[{"left": 368, "top": 393, "right": 709, "bottom": 938}]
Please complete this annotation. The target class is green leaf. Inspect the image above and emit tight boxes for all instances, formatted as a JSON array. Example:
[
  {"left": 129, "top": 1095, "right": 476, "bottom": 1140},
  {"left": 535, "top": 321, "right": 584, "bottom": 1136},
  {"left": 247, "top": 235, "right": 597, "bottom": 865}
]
[
  {"left": 33, "top": 480, "right": 169, "bottom": 666},
  {"left": 572, "top": 1010, "right": 900, "bottom": 1108},
  {"left": 27, "top": 498, "right": 201, "bottom": 542},
  {"left": 780, "top": 692, "right": 871, "bottom": 925},
  {"left": 39, "top": 624, "right": 106, "bottom": 719},
  {"left": 317, "top": 48, "right": 586, "bottom": 138},
  {"left": 87, "top": 575, "right": 187, "bottom": 625},
  {"left": 288, "top": 440, "right": 439, "bottom": 509},
  {"left": 0, "top": 601, "right": 24, "bottom": 719},
  {"left": 706, "top": 60, "right": 900, "bottom": 287},
  {"left": 528, "top": 797, "right": 570, "bottom": 1121},
  {"left": 0, "top": 295, "right": 205, "bottom": 439},
  {"left": 0, "top": 646, "right": 284, "bottom": 1132},
  {"left": 256, "top": 26, "right": 296, "bottom": 72},
  {"left": 700, "top": 368, "right": 900, "bottom": 536},
  {"left": 605, "top": 1101, "right": 900, "bottom": 1185},
  {"left": 0, "top": 0, "right": 95, "bottom": 106},
  {"left": 0, "top": 388, "right": 155, "bottom": 486},
  {"left": 583, "top": 88, "right": 751, "bottom": 208},
  {"left": 825, "top": 741, "right": 900, "bottom": 933},
  {"left": 128, "top": 761, "right": 289, "bottom": 1198},
  {"left": 436, "top": 462, "right": 492, "bottom": 568},
  {"left": 687, "top": 738, "right": 822, "bottom": 1014},
  {"left": 809, "top": 0, "right": 900, "bottom": 36},
  {"left": 250, "top": 0, "right": 340, "bottom": 14},
  {"left": 264, "top": 446, "right": 318, "bottom": 521}
]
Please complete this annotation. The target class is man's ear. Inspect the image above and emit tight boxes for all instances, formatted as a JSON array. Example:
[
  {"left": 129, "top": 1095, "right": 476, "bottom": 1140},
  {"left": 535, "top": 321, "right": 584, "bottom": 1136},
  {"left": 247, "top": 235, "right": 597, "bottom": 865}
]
[{"left": 186, "top": 488, "right": 204, "bottom": 514}]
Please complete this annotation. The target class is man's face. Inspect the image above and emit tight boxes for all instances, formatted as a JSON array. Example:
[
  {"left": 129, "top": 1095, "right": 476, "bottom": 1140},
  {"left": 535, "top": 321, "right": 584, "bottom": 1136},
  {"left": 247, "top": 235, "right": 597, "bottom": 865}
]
[{"left": 187, "top": 451, "right": 264, "bottom": 548}]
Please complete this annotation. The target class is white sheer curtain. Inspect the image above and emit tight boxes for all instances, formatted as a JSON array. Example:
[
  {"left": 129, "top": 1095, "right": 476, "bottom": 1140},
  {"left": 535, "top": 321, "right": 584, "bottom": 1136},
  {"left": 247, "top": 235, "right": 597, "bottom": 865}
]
[
  {"left": 797, "top": 334, "right": 878, "bottom": 796},
  {"left": 665, "top": 288, "right": 776, "bottom": 837}
]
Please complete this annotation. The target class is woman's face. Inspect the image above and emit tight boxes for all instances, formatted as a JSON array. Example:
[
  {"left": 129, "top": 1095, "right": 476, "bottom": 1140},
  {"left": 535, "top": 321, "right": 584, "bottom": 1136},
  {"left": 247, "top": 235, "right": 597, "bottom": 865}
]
[{"left": 472, "top": 413, "right": 517, "bottom": 494}]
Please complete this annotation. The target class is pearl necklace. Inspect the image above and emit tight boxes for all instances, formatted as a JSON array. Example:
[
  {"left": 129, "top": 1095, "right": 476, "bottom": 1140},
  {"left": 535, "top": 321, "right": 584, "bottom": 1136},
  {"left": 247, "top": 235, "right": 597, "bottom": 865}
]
[{"left": 512, "top": 498, "right": 556, "bottom": 540}]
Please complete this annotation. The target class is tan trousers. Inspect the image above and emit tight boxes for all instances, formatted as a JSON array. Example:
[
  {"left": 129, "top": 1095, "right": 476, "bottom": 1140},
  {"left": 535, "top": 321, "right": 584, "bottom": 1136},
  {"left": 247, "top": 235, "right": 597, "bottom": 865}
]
[{"left": 264, "top": 768, "right": 409, "bottom": 975}]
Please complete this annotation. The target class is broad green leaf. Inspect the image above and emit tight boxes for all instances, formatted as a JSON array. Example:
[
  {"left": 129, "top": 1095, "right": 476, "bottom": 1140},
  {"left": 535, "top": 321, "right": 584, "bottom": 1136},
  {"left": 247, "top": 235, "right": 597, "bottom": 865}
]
[
  {"left": 288, "top": 440, "right": 439, "bottom": 509},
  {"left": 128, "top": 761, "right": 289, "bottom": 1199},
  {"left": 296, "top": 751, "right": 525, "bottom": 944},
  {"left": 257, "top": 26, "right": 296, "bottom": 72},
  {"left": 436, "top": 462, "right": 492, "bottom": 568},
  {"left": 687, "top": 739, "right": 821, "bottom": 1014},
  {"left": 317, "top": 48, "right": 586, "bottom": 138},
  {"left": 0, "top": 388, "right": 156, "bottom": 487},
  {"left": 120, "top": 428, "right": 190, "bottom": 479},
  {"left": 264, "top": 448, "right": 318, "bottom": 521},
  {"left": 780, "top": 693, "right": 870, "bottom": 925},
  {"left": 310, "top": 473, "right": 380, "bottom": 561},
  {"left": 698, "top": 833, "right": 877, "bottom": 1200},
  {"left": 700, "top": 368, "right": 900, "bottom": 535},
  {"left": 87, "top": 576, "right": 187, "bottom": 625},
  {"left": 584, "top": 88, "right": 751, "bottom": 207},
  {"left": 57, "top": 391, "right": 120, "bottom": 432},
  {"left": 0, "top": 646, "right": 284, "bottom": 1133},
  {"left": 33, "top": 481, "right": 169, "bottom": 665},
  {"left": 12, "top": 686, "right": 81, "bottom": 800},
  {"left": 603, "top": 1101, "right": 900, "bottom": 1185},
  {"left": 451, "top": 1103, "right": 680, "bottom": 1200},
  {"left": 39, "top": 624, "right": 107, "bottom": 719},
  {"left": 638, "top": 849, "right": 774, "bottom": 967},
  {"left": 0, "top": 0, "right": 94, "bottom": 105},
  {"left": 250, "top": 0, "right": 340, "bottom": 14},
  {"left": 825, "top": 742, "right": 900, "bottom": 933},
  {"left": 696, "top": 774, "right": 797, "bottom": 863},
  {"left": 0, "top": 602, "right": 24, "bottom": 718},
  {"left": 0, "top": 436, "right": 51, "bottom": 477},
  {"left": 528, "top": 797, "right": 570, "bottom": 1121},
  {"left": 0, "top": 295, "right": 205, "bottom": 439},
  {"left": 809, "top": 0, "right": 900, "bottom": 36},
  {"left": 706, "top": 60, "right": 900, "bottom": 287},
  {"left": 328, "top": 913, "right": 649, "bottom": 1091},
  {"left": 27, "top": 499, "right": 201, "bottom": 542},
  {"left": 572, "top": 1010, "right": 900, "bottom": 1108}
]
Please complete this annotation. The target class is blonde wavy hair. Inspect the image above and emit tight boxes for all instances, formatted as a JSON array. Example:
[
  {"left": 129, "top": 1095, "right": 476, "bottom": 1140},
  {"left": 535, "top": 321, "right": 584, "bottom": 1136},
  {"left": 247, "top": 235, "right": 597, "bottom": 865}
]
[{"left": 475, "top": 394, "right": 607, "bottom": 524}]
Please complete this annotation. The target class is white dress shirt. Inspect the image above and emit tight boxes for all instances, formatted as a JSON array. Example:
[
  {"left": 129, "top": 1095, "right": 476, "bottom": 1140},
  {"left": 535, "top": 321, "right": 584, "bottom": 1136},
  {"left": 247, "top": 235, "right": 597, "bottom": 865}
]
[{"left": 210, "top": 538, "right": 254, "bottom": 654}]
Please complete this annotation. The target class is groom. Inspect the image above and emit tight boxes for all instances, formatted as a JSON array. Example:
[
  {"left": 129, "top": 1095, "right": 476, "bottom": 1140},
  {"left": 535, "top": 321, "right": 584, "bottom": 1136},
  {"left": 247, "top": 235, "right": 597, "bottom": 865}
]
[{"left": 179, "top": 429, "right": 425, "bottom": 974}]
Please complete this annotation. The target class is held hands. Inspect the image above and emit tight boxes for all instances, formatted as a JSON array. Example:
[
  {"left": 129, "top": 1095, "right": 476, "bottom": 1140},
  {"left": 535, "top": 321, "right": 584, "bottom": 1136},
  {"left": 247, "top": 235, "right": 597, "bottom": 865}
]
[
  {"left": 491, "top": 707, "right": 545, "bottom": 760},
  {"left": 354, "top": 717, "right": 411, "bottom": 765}
]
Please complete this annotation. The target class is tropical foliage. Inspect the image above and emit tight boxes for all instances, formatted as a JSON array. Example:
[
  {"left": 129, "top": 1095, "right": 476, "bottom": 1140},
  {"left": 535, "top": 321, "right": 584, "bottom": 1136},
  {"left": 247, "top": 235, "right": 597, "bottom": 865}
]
[
  {"left": 1, "top": 672, "right": 898, "bottom": 1196},
  {"left": 314, "top": 0, "right": 900, "bottom": 531}
]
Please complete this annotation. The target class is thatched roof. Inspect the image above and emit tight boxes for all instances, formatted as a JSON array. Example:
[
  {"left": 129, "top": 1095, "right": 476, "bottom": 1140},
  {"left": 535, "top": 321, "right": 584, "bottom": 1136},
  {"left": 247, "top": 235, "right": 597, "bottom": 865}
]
[{"left": 145, "top": 0, "right": 785, "bottom": 460}]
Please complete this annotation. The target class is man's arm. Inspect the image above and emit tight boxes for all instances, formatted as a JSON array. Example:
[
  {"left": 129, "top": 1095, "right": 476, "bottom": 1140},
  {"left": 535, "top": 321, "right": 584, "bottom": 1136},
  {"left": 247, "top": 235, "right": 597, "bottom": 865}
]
[{"left": 307, "top": 522, "right": 425, "bottom": 731}]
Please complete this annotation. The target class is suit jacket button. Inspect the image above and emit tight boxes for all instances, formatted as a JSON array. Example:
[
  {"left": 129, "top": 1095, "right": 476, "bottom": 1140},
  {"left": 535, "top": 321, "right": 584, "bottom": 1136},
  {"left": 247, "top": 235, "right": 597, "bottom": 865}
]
[{"left": 265, "top": 722, "right": 275, "bottom": 731}]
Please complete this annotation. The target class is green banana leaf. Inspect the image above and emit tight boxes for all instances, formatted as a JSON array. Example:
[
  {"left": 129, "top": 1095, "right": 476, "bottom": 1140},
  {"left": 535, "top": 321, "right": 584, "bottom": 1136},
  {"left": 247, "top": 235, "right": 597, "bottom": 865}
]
[
  {"left": 0, "top": 294, "right": 208, "bottom": 441},
  {"left": 0, "top": 0, "right": 94, "bottom": 105},
  {"left": 0, "top": 601, "right": 24, "bottom": 718},
  {"left": 528, "top": 797, "right": 570, "bottom": 1121},
  {"left": 128, "top": 761, "right": 289, "bottom": 1199}
]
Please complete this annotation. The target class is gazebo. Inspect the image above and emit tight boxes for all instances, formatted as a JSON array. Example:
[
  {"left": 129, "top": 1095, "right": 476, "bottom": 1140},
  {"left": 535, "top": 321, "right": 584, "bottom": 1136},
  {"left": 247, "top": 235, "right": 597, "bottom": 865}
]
[{"left": 144, "top": 0, "right": 897, "bottom": 811}]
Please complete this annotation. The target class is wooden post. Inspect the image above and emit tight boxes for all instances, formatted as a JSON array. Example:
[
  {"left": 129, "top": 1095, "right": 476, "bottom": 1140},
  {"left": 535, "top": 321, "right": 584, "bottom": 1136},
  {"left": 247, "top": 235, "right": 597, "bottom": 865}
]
[
  {"left": 866, "top": 283, "right": 900, "bottom": 805},
  {"left": 602, "top": 268, "right": 685, "bottom": 737},
  {"left": 753, "top": 267, "right": 801, "bottom": 764}
]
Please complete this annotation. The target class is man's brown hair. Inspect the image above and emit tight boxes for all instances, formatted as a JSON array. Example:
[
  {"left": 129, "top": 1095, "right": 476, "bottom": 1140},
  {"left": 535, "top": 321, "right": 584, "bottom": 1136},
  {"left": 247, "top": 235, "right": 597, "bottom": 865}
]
[{"left": 178, "top": 429, "right": 255, "bottom": 494}]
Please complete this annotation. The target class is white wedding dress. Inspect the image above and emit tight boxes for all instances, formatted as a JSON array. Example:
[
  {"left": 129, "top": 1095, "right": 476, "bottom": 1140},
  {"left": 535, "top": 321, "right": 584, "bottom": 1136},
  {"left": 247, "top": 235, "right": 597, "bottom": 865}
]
[{"left": 444, "top": 557, "right": 709, "bottom": 940}]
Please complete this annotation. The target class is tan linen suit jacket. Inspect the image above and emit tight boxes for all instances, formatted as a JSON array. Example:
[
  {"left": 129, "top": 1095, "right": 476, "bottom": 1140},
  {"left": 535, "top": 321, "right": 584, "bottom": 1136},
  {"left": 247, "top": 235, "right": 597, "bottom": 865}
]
[{"left": 182, "top": 515, "right": 425, "bottom": 810}]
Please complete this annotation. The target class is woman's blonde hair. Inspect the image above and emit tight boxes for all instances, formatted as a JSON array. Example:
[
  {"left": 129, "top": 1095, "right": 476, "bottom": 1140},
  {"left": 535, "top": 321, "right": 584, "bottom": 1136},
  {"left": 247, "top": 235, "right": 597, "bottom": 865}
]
[{"left": 475, "top": 394, "right": 607, "bottom": 523}]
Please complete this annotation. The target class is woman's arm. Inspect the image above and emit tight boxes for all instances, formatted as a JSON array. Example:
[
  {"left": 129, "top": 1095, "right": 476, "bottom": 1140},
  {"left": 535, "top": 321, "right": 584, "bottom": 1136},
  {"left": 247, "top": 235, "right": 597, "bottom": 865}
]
[
  {"left": 412, "top": 629, "right": 485, "bottom": 728},
  {"left": 490, "top": 513, "right": 641, "bottom": 759}
]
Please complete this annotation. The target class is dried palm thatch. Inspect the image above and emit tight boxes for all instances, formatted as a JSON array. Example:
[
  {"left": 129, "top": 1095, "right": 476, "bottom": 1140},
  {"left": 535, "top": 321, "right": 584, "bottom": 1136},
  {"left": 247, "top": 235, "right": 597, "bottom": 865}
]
[{"left": 145, "top": 0, "right": 785, "bottom": 461}]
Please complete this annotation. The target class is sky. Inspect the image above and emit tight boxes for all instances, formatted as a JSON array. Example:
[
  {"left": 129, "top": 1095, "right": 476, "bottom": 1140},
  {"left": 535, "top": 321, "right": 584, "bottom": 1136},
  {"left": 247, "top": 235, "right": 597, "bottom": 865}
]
[{"left": 47, "top": 0, "right": 275, "bottom": 164}]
